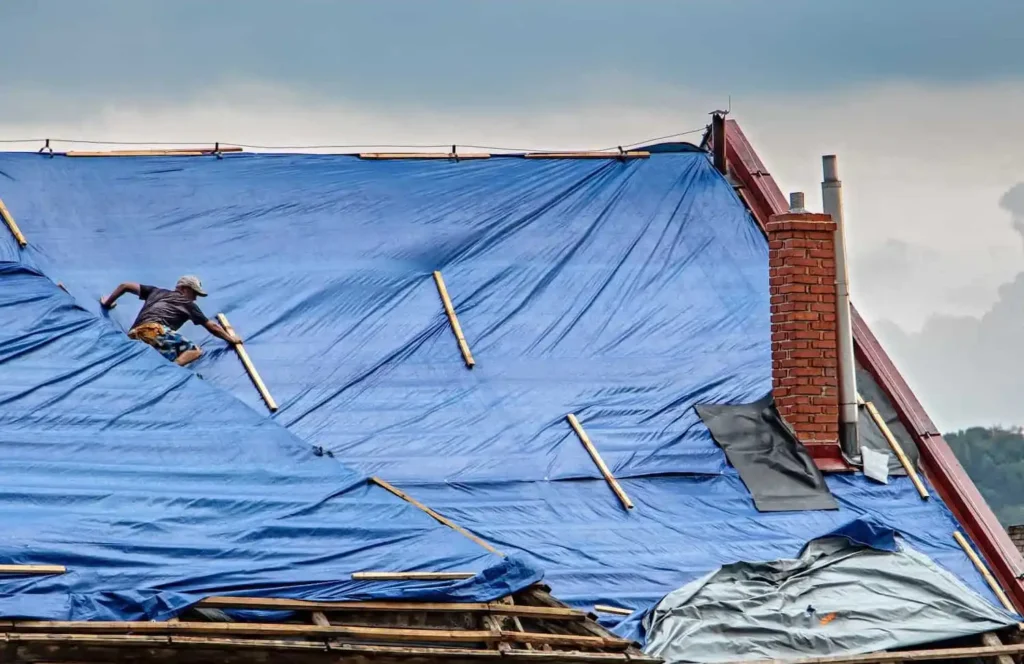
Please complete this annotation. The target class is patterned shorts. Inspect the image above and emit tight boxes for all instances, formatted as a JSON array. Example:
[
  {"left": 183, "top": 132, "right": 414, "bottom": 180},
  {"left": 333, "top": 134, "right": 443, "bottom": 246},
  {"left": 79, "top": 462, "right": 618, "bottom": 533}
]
[{"left": 128, "top": 322, "right": 198, "bottom": 361}]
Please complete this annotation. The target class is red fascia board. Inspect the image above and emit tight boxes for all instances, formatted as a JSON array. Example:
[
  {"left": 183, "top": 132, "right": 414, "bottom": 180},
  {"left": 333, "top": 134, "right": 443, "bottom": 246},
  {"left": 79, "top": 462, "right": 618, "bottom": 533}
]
[
  {"left": 853, "top": 309, "right": 1024, "bottom": 597},
  {"left": 724, "top": 118, "right": 1024, "bottom": 610}
]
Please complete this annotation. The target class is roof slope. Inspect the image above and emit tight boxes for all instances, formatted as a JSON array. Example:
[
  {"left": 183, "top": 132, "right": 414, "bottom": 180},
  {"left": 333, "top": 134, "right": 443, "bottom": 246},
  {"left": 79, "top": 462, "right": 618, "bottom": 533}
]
[
  {"left": 0, "top": 261, "right": 534, "bottom": 621},
  {"left": 0, "top": 149, "right": 1009, "bottom": 628}
]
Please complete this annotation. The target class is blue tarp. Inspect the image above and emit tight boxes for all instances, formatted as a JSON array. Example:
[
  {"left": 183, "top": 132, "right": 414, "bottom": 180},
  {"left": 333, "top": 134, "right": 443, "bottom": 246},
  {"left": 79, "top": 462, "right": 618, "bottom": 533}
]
[
  {"left": 0, "top": 261, "right": 537, "bottom": 621},
  {"left": 0, "top": 151, "right": 1005, "bottom": 626}
]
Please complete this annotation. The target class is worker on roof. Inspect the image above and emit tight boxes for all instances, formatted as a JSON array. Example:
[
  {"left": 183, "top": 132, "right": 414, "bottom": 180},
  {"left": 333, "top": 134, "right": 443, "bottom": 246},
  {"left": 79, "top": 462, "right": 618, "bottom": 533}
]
[{"left": 100, "top": 275, "right": 240, "bottom": 367}]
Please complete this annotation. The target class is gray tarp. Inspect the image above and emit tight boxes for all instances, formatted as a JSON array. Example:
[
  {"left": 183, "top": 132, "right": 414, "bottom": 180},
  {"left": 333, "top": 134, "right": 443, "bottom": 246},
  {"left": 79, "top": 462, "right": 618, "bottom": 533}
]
[{"left": 643, "top": 535, "right": 1017, "bottom": 663}]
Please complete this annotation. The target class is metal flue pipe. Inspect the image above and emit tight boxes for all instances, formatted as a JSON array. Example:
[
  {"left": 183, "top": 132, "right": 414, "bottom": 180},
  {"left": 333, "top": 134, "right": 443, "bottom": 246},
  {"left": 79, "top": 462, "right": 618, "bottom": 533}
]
[{"left": 821, "top": 155, "right": 859, "bottom": 459}]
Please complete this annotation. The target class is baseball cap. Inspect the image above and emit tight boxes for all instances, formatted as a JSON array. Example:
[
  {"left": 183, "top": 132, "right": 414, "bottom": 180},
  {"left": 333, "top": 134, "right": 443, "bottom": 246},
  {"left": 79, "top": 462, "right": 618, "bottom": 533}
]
[{"left": 176, "top": 275, "right": 208, "bottom": 297}]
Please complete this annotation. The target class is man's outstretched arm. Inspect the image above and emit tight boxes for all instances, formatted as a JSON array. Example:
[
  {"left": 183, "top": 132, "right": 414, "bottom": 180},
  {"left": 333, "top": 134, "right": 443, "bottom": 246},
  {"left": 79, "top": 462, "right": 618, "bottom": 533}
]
[
  {"left": 202, "top": 320, "right": 242, "bottom": 345},
  {"left": 100, "top": 282, "right": 141, "bottom": 308}
]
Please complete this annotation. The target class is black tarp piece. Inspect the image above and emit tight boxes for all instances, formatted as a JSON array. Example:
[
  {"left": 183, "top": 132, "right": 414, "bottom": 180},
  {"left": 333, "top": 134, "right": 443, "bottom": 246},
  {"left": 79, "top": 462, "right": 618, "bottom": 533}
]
[
  {"left": 696, "top": 395, "right": 838, "bottom": 512},
  {"left": 857, "top": 364, "right": 920, "bottom": 475}
]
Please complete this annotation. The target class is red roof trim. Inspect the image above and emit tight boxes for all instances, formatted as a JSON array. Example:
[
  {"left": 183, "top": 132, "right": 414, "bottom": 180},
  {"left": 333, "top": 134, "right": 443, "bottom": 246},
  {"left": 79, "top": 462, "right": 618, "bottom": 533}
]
[{"left": 723, "top": 118, "right": 1024, "bottom": 610}]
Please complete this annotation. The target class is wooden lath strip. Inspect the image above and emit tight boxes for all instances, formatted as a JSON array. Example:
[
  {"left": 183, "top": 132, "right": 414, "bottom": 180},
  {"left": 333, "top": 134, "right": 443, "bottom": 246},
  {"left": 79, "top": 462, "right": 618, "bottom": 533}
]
[
  {"left": 858, "top": 394, "right": 928, "bottom": 499},
  {"left": 592, "top": 604, "right": 632, "bottom": 616},
  {"left": 523, "top": 151, "right": 649, "bottom": 159},
  {"left": 359, "top": 152, "right": 490, "bottom": 160},
  {"left": 197, "top": 595, "right": 585, "bottom": 620},
  {"left": 953, "top": 530, "right": 1017, "bottom": 613},
  {"left": 217, "top": 313, "right": 278, "bottom": 412},
  {"left": 65, "top": 147, "right": 243, "bottom": 157},
  {"left": 0, "top": 564, "right": 65, "bottom": 575},
  {"left": 0, "top": 198, "right": 27, "bottom": 248},
  {"left": 7, "top": 620, "right": 628, "bottom": 649},
  {"left": 566, "top": 414, "right": 633, "bottom": 510},
  {"left": 432, "top": 271, "right": 476, "bottom": 368},
  {"left": 370, "top": 476, "right": 502, "bottom": 555},
  {"left": 352, "top": 571, "right": 475, "bottom": 581}
]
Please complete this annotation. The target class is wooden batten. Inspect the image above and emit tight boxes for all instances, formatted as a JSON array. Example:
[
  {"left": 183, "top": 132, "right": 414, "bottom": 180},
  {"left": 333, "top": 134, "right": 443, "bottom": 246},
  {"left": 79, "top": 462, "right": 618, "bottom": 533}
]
[
  {"left": 860, "top": 397, "right": 929, "bottom": 499},
  {"left": 8, "top": 620, "right": 628, "bottom": 649},
  {"left": 523, "top": 151, "right": 649, "bottom": 159},
  {"left": 65, "top": 146, "right": 242, "bottom": 157},
  {"left": 351, "top": 571, "right": 475, "bottom": 581},
  {"left": 565, "top": 414, "right": 634, "bottom": 510},
  {"left": 0, "top": 564, "right": 66, "bottom": 575},
  {"left": 216, "top": 313, "right": 278, "bottom": 412},
  {"left": 0, "top": 198, "right": 28, "bottom": 248},
  {"left": 592, "top": 604, "right": 632, "bottom": 616},
  {"left": 953, "top": 530, "right": 1017, "bottom": 614},
  {"left": 197, "top": 595, "right": 585, "bottom": 620},
  {"left": 432, "top": 270, "right": 476, "bottom": 368},
  {"left": 359, "top": 153, "right": 490, "bottom": 160}
]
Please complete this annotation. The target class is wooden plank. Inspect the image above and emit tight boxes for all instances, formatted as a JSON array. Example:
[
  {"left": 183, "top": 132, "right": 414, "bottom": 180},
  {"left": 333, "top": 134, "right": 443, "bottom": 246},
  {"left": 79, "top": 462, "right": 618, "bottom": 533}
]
[
  {"left": 862, "top": 398, "right": 928, "bottom": 499},
  {"left": 565, "top": 414, "right": 633, "bottom": 510},
  {"left": 592, "top": 605, "right": 632, "bottom": 616},
  {"left": 7, "top": 620, "right": 621, "bottom": 649},
  {"left": 65, "top": 150, "right": 206, "bottom": 157},
  {"left": 954, "top": 530, "right": 1017, "bottom": 613},
  {"left": 0, "top": 564, "right": 65, "bottom": 575},
  {"left": 330, "top": 643, "right": 500, "bottom": 659},
  {"left": 7, "top": 631, "right": 327, "bottom": 651},
  {"left": 523, "top": 152, "right": 649, "bottom": 159},
  {"left": 10, "top": 620, "right": 498, "bottom": 644},
  {"left": 508, "top": 631, "right": 627, "bottom": 650},
  {"left": 519, "top": 587, "right": 634, "bottom": 648},
  {"left": 432, "top": 271, "right": 476, "bottom": 368},
  {"left": 197, "top": 596, "right": 585, "bottom": 620},
  {"left": 0, "top": 198, "right": 27, "bottom": 248},
  {"left": 351, "top": 572, "right": 475, "bottom": 581},
  {"left": 979, "top": 632, "right": 1015, "bottom": 664},
  {"left": 370, "top": 476, "right": 502, "bottom": 555},
  {"left": 503, "top": 651, "right": 638, "bottom": 663},
  {"left": 359, "top": 152, "right": 490, "bottom": 160},
  {"left": 732, "top": 642, "right": 1024, "bottom": 664},
  {"left": 64, "top": 147, "right": 241, "bottom": 157},
  {"left": 168, "top": 634, "right": 326, "bottom": 650},
  {"left": 216, "top": 313, "right": 278, "bottom": 412}
]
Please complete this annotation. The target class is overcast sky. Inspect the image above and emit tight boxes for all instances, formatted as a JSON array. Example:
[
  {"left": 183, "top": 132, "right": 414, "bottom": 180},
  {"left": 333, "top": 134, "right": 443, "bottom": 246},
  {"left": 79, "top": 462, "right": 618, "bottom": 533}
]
[{"left": 2, "top": 1, "right": 1024, "bottom": 431}]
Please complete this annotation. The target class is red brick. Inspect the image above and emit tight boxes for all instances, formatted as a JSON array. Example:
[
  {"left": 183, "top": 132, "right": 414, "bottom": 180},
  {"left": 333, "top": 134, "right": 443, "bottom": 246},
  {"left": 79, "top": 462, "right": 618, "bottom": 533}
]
[{"left": 788, "top": 311, "right": 820, "bottom": 321}]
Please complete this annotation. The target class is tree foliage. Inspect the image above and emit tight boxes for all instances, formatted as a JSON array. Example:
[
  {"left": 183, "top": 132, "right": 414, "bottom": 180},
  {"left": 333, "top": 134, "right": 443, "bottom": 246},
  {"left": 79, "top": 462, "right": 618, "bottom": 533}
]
[{"left": 947, "top": 426, "right": 1024, "bottom": 527}]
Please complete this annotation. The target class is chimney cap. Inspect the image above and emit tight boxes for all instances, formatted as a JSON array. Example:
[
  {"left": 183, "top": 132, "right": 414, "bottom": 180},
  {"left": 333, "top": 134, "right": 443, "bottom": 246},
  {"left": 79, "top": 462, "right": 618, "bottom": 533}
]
[{"left": 789, "top": 192, "right": 808, "bottom": 213}]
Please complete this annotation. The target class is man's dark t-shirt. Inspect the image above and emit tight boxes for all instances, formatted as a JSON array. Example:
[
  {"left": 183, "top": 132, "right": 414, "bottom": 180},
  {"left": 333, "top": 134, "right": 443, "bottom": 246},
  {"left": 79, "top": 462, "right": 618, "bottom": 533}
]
[{"left": 131, "top": 285, "right": 209, "bottom": 331}]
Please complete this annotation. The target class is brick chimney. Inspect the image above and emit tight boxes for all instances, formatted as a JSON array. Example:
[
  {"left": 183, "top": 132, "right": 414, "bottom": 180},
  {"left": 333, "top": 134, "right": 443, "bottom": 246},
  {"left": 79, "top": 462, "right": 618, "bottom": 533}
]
[{"left": 768, "top": 203, "right": 840, "bottom": 449}]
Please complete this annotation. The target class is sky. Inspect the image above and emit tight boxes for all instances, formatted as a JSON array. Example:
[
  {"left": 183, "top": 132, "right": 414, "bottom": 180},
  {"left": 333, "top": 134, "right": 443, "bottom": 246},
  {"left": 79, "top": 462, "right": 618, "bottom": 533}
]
[{"left": 2, "top": 1, "right": 1024, "bottom": 430}]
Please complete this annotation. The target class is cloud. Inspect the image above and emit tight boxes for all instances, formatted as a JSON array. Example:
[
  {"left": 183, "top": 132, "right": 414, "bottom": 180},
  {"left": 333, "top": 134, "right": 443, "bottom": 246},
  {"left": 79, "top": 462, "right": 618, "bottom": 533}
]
[
  {"left": 1000, "top": 183, "right": 1024, "bottom": 243},
  {"left": 873, "top": 182, "right": 1024, "bottom": 431}
]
